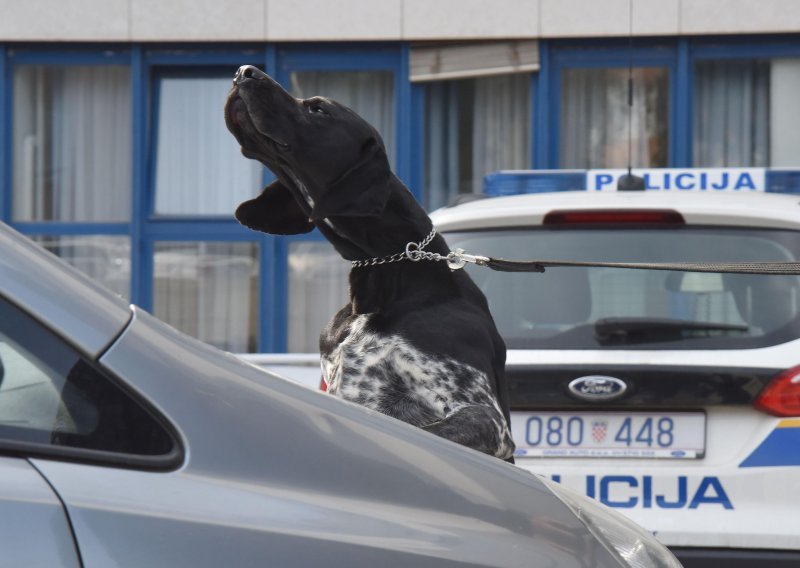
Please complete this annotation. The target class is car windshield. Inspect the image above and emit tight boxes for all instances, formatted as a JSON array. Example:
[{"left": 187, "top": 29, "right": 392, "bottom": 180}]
[{"left": 444, "top": 226, "right": 800, "bottom": 350}]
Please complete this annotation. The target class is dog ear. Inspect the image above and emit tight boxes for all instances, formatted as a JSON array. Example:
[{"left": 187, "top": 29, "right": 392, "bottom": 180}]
[
  {"left": 235, "top": 179, "right": 314, "bottom": 235},
  {"left": 310, "top": 138, "right": 391, "bottom": 220}
]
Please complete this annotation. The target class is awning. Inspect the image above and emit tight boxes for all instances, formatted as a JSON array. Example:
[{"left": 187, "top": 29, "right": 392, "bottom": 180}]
[{"left": 409, "top": 40, "right": 539, "bottom": 83}]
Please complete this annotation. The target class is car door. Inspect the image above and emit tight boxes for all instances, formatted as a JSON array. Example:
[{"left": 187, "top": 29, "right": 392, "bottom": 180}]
[
  {"left": 0, "top": 457, "right": 81, "bottom": 567},
  {"left": 0, "top": 337, "right": 82, "bottom": 568},
  {"left": 0, "top": 295, "right": 181, "bottom": 567}
]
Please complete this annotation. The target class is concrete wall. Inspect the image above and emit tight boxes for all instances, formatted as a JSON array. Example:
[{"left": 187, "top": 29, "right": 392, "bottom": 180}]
[{"left": 1, "top": 0, "right": 799, "bottom": 42}]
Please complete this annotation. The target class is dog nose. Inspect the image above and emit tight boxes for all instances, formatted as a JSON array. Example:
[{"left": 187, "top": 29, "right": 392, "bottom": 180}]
[{"left": 234, "top": 65, "right": 267, "bottom": 85}]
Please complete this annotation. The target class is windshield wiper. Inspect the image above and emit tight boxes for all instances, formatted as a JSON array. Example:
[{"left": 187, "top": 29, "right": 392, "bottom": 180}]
[{"left": 595, "top": 317, "right": 749, "bottom": 345}]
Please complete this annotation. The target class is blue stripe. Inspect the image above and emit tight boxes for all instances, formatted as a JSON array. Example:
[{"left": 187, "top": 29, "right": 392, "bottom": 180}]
[
  {"left": 740, "top": 426, "right": 800, "bottom": 468},
  {"left": 673, "top": 38, "right": 692, "bottom": 167},
  {"left": 130, "top": 45, "right": 146, "bottom": 307},
  {"left": 533, "top": 41, "right": 551, "bottom": 169}
]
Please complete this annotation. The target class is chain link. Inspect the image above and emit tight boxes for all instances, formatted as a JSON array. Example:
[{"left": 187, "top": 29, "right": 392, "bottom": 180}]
[{"left": 351, "top": 228, "right": 440, "bottom": 268}]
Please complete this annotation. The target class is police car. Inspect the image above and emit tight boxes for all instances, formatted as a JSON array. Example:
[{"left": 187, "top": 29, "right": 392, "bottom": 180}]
[{"left": 430, "top": 168, "right": 800, "bottom": 568}]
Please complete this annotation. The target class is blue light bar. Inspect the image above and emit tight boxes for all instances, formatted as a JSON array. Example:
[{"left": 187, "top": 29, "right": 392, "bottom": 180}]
[
  {"left": 484, "top": 168, "right": 800, "bottom": 197},
  {"left": 766, "top": 170, "right": 800, "bottom": 194},
  {"left": 484, "top": 170, "right": 586, "bottom": 196}
]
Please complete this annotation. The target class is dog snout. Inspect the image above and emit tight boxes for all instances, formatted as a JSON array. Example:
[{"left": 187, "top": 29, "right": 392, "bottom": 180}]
[{"left": 234, "top": 65, "right": 268, "bottom": 85}]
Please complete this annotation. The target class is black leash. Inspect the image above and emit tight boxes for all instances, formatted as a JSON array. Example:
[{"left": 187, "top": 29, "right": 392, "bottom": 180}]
[
  {"left": 482, "top": 257, "right": 800, "bottom": 276},
  {"left": 353, "top": 231, "right": 800, "bottom": 275}
]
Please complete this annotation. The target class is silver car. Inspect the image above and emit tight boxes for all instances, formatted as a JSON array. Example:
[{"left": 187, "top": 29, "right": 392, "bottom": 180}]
[{"left": 0, "top": 222, "right": 680, "bottom": 568}]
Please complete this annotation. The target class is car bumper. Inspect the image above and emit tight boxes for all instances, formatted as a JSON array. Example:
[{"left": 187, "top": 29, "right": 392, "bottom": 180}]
[
  {"left": 671, "top": 547, "right": 800, "bottom": 568},
  {"left": 512, "top": 407, "right": 800, "bottom": 552}
]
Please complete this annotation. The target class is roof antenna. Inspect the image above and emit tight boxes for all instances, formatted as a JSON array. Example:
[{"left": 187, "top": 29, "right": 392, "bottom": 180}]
[{"left": 617, "top": 0, "right": 645, "bottom": 191}]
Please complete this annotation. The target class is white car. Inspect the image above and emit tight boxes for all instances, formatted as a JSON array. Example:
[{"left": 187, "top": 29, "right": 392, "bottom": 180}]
[{"left": 430, "top": 189, "right": 800, "bottom": 568}]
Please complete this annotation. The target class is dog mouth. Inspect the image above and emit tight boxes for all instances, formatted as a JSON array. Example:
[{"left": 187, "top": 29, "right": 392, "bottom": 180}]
[{"left": 226, "top": 91, "right": 291, "bottom": 153}]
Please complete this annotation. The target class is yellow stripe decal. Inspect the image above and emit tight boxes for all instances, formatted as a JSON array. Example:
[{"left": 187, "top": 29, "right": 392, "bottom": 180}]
[{"left": 777, "top": 418, "right": 800, "bottom": 428}]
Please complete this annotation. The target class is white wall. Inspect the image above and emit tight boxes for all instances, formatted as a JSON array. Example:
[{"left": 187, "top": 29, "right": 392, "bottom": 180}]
[{"left": 1, "top": 0, "right": 800, "bottom": 41}]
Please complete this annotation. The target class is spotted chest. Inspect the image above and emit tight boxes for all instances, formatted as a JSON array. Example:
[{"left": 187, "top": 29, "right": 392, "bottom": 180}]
[{"left": 320, "top": 314, "right": 512, "bottom": 454}]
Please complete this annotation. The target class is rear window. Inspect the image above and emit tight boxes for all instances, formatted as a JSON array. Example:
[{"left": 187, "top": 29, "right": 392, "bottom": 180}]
[
  {"left": 0, "top": 297, "right": 178, "bottom": 468},
  {"left": 444, "top": 226, "right": 800, "bottom": 350}
]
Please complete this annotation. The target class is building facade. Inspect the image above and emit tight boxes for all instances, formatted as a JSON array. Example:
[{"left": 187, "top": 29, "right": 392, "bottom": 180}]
[{"left": 1, "top": 0, "right": 799, "bottom": 353}]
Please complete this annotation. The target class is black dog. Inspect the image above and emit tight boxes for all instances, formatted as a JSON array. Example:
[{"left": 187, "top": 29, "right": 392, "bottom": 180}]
[{"left": 225, "top": 65, "right": 515, "bottom": 461}]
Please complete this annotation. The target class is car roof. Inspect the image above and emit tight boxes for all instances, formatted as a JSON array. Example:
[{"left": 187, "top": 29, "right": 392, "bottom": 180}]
[
  {"left": 430, "top": 191, "right": 800, "bottom": 231},
  {"left": 0, "top": 222, "right": 131, "bottom": 358}
]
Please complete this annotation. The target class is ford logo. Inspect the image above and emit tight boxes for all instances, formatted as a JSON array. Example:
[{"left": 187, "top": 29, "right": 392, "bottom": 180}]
[{"left": 568, "top": 376, "right": 628, "bottom": 401}]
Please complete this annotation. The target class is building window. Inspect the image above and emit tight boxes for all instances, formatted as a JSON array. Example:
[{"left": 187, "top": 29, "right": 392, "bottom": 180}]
[
  {"left": 289, "top": 70, "right": 396, "bottom": 165},
  {"left": 560, "top": 67, "right": 669, "bottom": 169},
  {"left": 693, "top": 58, "right": 800, "bottom": 167},
  {"left": 33, "top": 236, "right": 131, "bottom": 299},
  {"left": 424, "top": 74, "right": 531, "bottom": 210},
  {"left": 12, "top": 65, "right": 132, "bottom": 222},
  {"left": 286, "top": 241, "right": 349, "bottom": 353},
  {"left": 152, "top": 241, "right": 259, "bottom": 353},
  {"left": 154, "top": 74, "right": 263, "bottom": 216}
]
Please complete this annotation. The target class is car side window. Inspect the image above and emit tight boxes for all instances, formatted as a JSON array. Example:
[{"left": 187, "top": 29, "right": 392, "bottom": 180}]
[{"left": 0, "top": 297, "right": 176, "bottom": 463}]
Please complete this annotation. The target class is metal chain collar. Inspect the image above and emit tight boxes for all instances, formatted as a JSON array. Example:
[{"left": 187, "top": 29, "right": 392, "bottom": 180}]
[{"left": 351, "top": 228, "right": 489, "bottom": 270}]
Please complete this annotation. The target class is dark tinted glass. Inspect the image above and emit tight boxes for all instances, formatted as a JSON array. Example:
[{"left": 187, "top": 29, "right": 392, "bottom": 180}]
[
  {"left": 0, "top": 298, "right": 174, "bottom": 457},
  {"left": 444, "top": 227, "right": 800, "bottom": 350}
]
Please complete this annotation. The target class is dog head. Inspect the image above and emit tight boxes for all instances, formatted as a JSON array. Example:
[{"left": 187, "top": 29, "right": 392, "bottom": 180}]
[{"left": 225, "top": 65, "right": 391, "bottom": 236}]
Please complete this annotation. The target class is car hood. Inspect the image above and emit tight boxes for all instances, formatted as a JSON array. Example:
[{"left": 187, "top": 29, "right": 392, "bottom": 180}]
[{"left": 94, "top": 307, "right": 621, "bottom": 566}]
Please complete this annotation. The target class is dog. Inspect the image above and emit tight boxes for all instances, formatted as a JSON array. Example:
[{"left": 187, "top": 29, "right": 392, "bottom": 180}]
[{"left": 225, "top": 65, "right": 515, "bottom": 462}]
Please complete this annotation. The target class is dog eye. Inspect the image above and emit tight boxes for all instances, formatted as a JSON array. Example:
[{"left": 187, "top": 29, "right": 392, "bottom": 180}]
[{"left": 309, "top": 103, "right": 328, "bottom": 115}]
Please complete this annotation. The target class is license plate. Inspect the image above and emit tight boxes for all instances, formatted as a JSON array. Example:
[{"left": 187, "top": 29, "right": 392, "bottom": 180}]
[{"left": 510, "top": 411, "right": 706, "bottom": 459}]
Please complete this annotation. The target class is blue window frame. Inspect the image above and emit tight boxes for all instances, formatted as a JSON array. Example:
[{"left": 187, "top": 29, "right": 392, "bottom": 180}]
[
  {"left": 417, "top": 72, "right": 536, "bottom": 210},
  {"left": 134, "top": 44, "right": 408, "bottom": 352},
  {"left": 533, "top": 41, "right": 550, "bottom": 170},
  {"left": 3, "top": 46, "right": 135, "bottom": 297},
  {"left": 688, "top": 35, "right": 800, "bottom": 169},
  {"left": 543, "top": 35, "right": 800, "bottom": 171},
  {"left": 138, "top": 45, "right": 271, "bottom": 351},
  {"left": 0, "top": 43, "right": 408, "bottom": 354},
  {"left": 4, "top": 46, "right": 133, "bottom": 232},
  {"left": 3, "top": 35, "right": 799, "bottom": 353},
  {"left": 547, "top": 39, "right": 678, "bottom": 170}
]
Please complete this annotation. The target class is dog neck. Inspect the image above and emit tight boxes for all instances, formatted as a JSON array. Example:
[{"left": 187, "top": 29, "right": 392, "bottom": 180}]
[
  {"left": 321, "top": 174, "right": 447, "bottom": 261},
  {"left": 317, "top": 175, "right": 456, "bottom": 314}
]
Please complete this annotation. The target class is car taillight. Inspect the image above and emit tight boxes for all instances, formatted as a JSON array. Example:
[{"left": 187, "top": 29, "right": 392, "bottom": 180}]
[
  {"left": 543, "top": 209, "right": 685, "bottom": 225},
  {"left": 754, "top": 366, "right": 800, "bottom": 417},
  {"left": 319, "top": 376, "right": 327, "bottom": 392}
]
